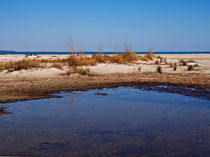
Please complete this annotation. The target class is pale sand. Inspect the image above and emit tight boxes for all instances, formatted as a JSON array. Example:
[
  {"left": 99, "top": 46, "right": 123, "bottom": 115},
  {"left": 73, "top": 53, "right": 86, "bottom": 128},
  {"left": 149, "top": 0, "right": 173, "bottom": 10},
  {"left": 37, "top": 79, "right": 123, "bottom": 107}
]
[{"left": 0, "top": 54, "right": 210, "bottom": 78}]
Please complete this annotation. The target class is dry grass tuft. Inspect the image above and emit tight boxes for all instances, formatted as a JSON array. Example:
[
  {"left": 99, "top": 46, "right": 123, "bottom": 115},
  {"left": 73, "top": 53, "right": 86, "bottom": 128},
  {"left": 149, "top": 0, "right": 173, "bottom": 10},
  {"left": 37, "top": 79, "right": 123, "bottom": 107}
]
[
  {"left": 0, "top": 53, "right": 140, "bottom": 72},
  {"left": 139, "top": 50, "right": 155, "bottom": 61},
  {"left": 51, "top": 63, "right": 63, "bottom": 70},
  {"left": 145, "top": 50, "right": 154, "bottom": 60},
  {"left": 179, "top": 59, "right": 187, "bottom": 66},
  {"left": 156, "top": 66, "right": 162, "bottom": 74},
  {"left": 0, "top": 60, "right": 41, "bottom": 72},
  {"left": 187, "top": 65, "right": 194, "bottom": 71},
  {"left": 138, "top": 66, "right": 141, "bottom": 72},
  {"left": 173, "top": 63, "right": 177, "bottom": 71},
  {"left": 63, "top": 67, "right": 95, "bottom": 76},
  {"left": 67, "top": 52, "right": 139, "bottom": 66},
  {"left": 92, "top": 54, "right": 109, "bottom": 63},
  {"left": 122, "top": 52, "right": 139, "bottom": 62},
  {"left": 155, "top": 60, "right": 159, "bottom": 65},
  {"left": 67, "top": 55, "right": 97, "bottom": 67}
]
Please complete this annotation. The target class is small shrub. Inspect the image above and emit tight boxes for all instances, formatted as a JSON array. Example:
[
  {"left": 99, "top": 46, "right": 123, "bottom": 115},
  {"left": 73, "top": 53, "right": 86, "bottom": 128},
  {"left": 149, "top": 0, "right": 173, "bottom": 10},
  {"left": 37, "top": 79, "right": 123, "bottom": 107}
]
[
  {"left": 52, "top": 63, "right": 63, "bottom": 70},
  {"left": 164, "top": 58, "right": 167, "bottom": 63},
  {"left": 188, "top": 59, "right": 195, "bottom": 63},
  {"left": 169, "top": 63, "right": 173, "bottom": 68},
  {"left": 25, "top": 54, "right": 30, "bottom": 58},
  {"left": 156, "top": 66, "right": 162, "bottom": 74},
  {"left": 109, "top": 55, "right": 124, "bottom": 64},
  {"left": 138, "top": 66, "right": 141, "bottom": 72},
  {"left": 92, "top": 54, "right": 108, "bottom": 63},
  {"left": 173, "top": 63, "right": 177, "bottom": 71},
  {"left": 155, "top": 60, "right": 159, "bottom": 65},
  {"left": 187, "top": 65, "right": 194, "bottom": 71},
  {"left": 92, "top": 52, "right": 138, "bottom": 64},
  {"left": 122, "top": 52, "right": 138, "bottom": 62},
  {"left": 67, "top": 55, "right": 97, "bottom": 67},
  {"left": 145, "top": 50, "right": 154, "bottom": 61},
  {"left": 0, "top": 60, "right": 41, "bottom": 72},
  {"left": 179, "top": 59, "right": 187, "bottom": 66},
  {"left": 63, "top": 67, "right": 95, "bottom": 76},
  {"left": 139, "top": 56, "right": 149, "bottom": 61}
]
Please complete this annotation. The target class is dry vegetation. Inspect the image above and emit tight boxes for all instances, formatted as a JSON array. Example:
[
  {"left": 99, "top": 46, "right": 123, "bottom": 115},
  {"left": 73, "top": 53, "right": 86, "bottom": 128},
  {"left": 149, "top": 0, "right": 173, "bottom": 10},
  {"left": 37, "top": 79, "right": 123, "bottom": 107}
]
[
  {"left": 0, "top": 52, "right": 140, "bottom": 73},
  {"left": 67, "top": 52, "right": 139, "bottom": 66},
  {"left": 156, "top": 66, "right": 162, "bottom": 74},
  {"left": 0, "top": 49, "right": 201, "bottom": 75},
  {"left": 62, "top": 67, "right": 95, "bottom": 76},
  {"left": 0, "top": 60, "right": 42, "bottom": 72}
]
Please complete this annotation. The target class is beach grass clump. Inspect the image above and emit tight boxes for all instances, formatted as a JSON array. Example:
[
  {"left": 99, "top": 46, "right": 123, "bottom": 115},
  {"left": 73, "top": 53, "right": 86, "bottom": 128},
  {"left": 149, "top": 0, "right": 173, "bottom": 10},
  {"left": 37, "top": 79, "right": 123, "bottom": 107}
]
[
  {"left": 66, "top": 52, "right": 139, "bottom": 67},
  {"left": 173, "top": 63, "right": 177, "bottom": 71},
  {"left": 51, "top": 63, "right": 63, "bottom": 70},
  {"left": 138, "top": 66, "right": 141, "bottom": 72},
  {"left": 169, "top": 63, "right": 173, "bottom": 68},
  {"left": 155, "top": 60, "right": 159, "bottom": 65},
  {"left": 145, "top": 50, "right": 154, "bottom": 61},
  {"left": 107, "top": 52, "right": 138, "bottom": 64},
  {"left": 108, "top": 55, "right": 124, "bottom": 64},
  {"left": 67, "top": 55, "right": 97, "bottom": 67},
  {"left": 40, "top": 58, "right": 67, "bottom": 65},
  {"left": 0, "top": 52, "right": 140, "bottom": 72},
  {"left": 139, "top": 50, "right": 155, "bottom": 61},
  {"left": 188, "top": 59, "right": 195, "bottom": 63},
  {"left": 63, "top": 67, "right": 95, "bottom": 76},
  {"left": 0, "top": 60, "right": 42, "bottom": 72},
  {"left": 187, "top": 65, "right": 194, "bottom": 71},
  {"left": 179, "top": 59, "right": 187, "bottom": 66},
  {"left": 156, "top": 66, "right": 162, "bottom": 74},
  {"left": 92, "top": 54, "right": 109, "bottom": 63},
  {"left": 121, "top": 52, "right": 139, "bottom": 62}
]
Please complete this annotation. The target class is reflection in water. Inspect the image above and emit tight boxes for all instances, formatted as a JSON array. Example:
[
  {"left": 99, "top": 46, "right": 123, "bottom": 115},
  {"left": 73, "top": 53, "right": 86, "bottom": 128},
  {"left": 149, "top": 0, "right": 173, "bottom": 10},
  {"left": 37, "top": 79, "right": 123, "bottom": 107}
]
[
  {"left": 0, "top": 86, "right": 210, "bottom": 157},
  {"left": 94, "top": 92, "right": 108, "bottom": 96},
  {"left": 0, "top": 106, "right": 12, "bottom": 116},
  {"left": 135, "top": 85, "right": 210, "bottom": 100},
  {"left": 69, "top": 91, "right": 82, "bottom": 107}
]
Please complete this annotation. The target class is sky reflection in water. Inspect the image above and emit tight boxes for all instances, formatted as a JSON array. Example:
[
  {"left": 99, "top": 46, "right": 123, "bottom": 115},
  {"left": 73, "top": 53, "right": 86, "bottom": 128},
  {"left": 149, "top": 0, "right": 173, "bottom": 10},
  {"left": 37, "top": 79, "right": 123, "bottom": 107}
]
[{"left": 0, "top": 86, "right": 210, "bottom": 157}]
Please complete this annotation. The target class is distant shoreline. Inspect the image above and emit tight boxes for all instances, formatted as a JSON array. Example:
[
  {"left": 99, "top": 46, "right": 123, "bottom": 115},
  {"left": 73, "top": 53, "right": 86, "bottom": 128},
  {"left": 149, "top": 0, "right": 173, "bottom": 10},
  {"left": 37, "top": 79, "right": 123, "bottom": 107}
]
[{"left": 1, "top": 51, "right": 210, "bottom": 55}]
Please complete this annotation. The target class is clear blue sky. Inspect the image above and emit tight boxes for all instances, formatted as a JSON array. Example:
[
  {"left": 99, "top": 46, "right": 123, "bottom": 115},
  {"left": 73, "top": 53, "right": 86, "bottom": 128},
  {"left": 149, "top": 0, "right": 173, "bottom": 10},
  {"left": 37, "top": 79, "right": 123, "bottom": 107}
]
[{"left": 0, "top": 0, "right": 210, "bottom": 52}]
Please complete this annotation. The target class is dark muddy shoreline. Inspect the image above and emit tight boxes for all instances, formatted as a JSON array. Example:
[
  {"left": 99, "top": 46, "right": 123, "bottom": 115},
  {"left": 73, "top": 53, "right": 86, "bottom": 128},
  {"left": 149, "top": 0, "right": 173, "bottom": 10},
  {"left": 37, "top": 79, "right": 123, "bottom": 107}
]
[{"left": 0, "top": 73, "right": 209, "bottom": 103}]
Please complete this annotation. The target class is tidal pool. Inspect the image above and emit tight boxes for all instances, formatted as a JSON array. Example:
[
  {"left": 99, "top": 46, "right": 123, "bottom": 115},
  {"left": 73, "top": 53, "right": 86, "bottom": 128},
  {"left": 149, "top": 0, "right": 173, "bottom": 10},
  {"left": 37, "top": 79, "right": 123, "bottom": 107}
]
[{"left": 0, "top": 86, "right": 210, "bottom": 157}]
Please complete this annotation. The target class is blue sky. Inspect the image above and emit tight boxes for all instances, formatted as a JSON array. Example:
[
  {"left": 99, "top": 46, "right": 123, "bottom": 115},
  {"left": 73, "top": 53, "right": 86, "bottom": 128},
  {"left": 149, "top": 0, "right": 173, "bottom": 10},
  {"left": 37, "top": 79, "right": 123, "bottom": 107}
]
[{"left": 0, "top": 0, "right": 210, "bottom": 52}]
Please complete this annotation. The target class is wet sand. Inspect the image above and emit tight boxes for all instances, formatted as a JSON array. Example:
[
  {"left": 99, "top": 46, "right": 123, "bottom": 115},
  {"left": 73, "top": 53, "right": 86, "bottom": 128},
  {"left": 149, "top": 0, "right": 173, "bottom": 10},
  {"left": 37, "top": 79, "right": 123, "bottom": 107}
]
[{"left": 0, "top": 73, "right": 209, "bottom": 103}]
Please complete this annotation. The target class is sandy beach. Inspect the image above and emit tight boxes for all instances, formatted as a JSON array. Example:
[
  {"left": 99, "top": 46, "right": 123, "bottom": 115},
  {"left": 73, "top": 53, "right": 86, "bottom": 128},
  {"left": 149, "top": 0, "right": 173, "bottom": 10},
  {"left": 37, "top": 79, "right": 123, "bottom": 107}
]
[
  {"left": 0, "top": 54, "right": 210, "bottom": 103},
  {"left": 0, "top": 54, "right": 210, "bottom": 78}
]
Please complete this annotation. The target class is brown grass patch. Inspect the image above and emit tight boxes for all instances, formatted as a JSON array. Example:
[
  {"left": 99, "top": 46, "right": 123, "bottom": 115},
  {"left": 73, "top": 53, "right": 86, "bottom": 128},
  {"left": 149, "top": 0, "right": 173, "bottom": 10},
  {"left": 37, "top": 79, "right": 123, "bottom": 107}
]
[
  {"left": 51, "top": 63, "right": 63, "bottom": 70},
  {"left": 0, "top": 52, "right": 145, "bottom": 72},
  {"left": 0, "top": 60, "right": 42, "bottom": 72},
  {"left": 67, "top": 55, "right": 97, "bottom": 67},
  {"left": 139, "top": 51, "right": 155, "bottom": 61},
  {"left": 156, "top": 66, "right": 162, "bottom": 74},
  {"left": 145, "top": 51, "right": 154, "bottom": 60},
  {"left": 67, "top": 52, "right": 139, "bottom": 66},
  {"left": 63, "top": 67, "right": 95, "bottom": 76}
]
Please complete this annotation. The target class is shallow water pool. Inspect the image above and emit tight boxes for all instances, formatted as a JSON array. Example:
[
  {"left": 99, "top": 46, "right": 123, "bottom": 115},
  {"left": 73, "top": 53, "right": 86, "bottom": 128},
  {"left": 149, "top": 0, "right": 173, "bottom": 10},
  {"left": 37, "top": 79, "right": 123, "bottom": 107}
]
[{"left": 0, "top": 86, "right": 210, "bottom": 157}]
